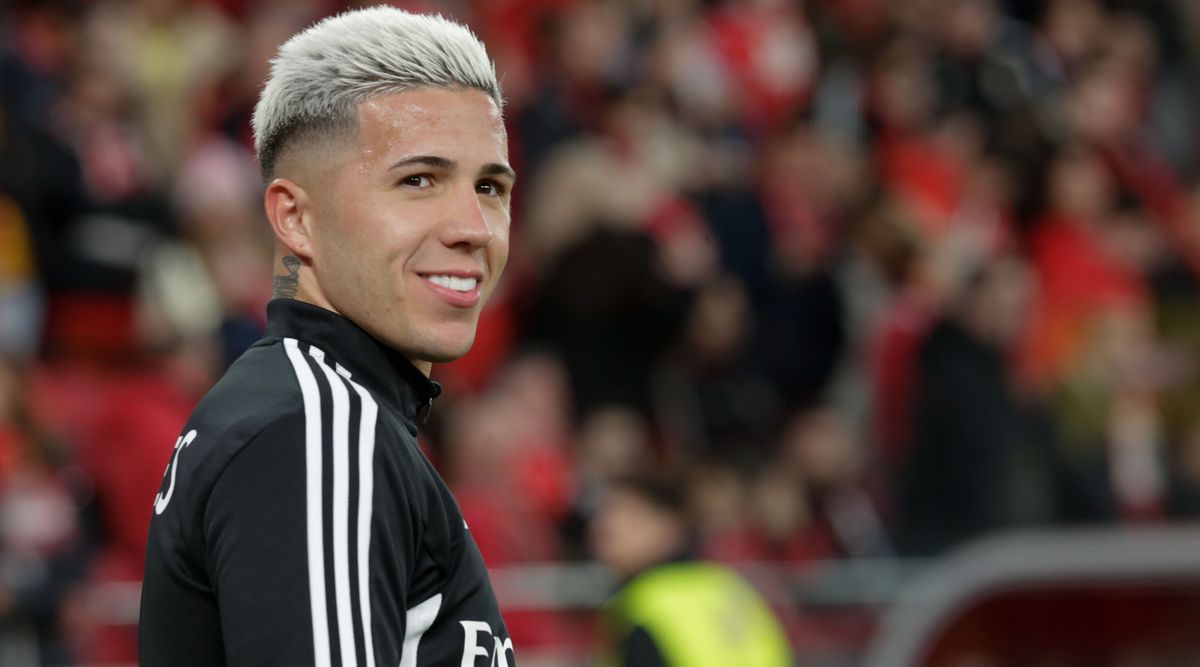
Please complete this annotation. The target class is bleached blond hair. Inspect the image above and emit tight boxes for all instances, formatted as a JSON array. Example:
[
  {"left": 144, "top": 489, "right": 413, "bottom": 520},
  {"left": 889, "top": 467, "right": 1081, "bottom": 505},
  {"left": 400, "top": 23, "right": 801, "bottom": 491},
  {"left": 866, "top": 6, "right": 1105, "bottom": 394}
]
[{"left": 252, "top": 6, "right": 501, "bottom": 180}]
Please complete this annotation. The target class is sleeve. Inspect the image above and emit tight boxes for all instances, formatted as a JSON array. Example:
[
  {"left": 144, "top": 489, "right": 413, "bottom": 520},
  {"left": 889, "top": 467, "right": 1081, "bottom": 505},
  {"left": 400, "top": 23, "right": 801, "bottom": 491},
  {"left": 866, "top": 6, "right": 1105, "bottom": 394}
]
[{"left": 204, "top": 413, "right": 415, "bottom": 666}]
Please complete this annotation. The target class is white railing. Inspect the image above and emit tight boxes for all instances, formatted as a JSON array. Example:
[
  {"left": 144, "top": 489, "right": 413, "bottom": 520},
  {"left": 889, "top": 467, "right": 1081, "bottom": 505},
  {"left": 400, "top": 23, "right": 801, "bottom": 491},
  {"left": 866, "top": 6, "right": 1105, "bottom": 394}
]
[{"left": 11, "top": 557, "right": 922, "bottom": 667}]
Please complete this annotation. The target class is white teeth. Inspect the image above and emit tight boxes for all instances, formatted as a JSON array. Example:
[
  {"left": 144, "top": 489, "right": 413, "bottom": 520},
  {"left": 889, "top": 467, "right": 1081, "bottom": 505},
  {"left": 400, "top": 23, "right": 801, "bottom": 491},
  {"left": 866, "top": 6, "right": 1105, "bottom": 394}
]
[{"left": 426, "top": 274, "right": 478, "bottom": 292}]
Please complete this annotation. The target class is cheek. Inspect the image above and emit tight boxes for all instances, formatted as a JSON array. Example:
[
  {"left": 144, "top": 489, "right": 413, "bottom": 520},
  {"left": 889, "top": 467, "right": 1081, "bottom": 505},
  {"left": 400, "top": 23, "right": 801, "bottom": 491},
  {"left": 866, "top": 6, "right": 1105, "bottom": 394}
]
[
  {"left": 329, "top": 204, "right": 411, "bottom": 267},
  {"left": 488, "top": 217, "right": 512, "bottom": 267},
  {"left": 316, "top": 217, "right": 391, "bottom": 294},
  {"left": 490, "top": 235, "right": 511, "bottom": 271},
  {"left": 312, "top": 193, "right": 360, "bottom": 254}
]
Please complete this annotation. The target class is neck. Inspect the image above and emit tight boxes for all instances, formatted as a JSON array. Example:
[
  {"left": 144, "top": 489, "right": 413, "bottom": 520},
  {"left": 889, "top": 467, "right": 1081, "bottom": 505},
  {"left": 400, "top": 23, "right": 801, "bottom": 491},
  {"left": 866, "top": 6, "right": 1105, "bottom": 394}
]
[
  {"left": 271, "top": 254, "right": 304, "bottom": 300},
  {"left": 271, "top": 253, "right": 435, "bottom": 378}
]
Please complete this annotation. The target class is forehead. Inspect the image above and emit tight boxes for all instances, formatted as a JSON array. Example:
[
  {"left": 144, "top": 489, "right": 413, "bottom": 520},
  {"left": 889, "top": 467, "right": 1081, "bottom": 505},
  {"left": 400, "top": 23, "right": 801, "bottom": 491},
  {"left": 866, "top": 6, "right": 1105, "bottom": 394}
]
[{"left": 353, "top": 87, "right": 507, "bottom": 164}]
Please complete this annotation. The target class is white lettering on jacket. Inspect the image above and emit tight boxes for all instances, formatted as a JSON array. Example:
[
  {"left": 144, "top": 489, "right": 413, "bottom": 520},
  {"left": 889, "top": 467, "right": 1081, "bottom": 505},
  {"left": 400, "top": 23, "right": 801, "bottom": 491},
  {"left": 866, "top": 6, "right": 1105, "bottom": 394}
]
[
  {"left": 458, "top": 621, "right": 514, "bottom": 667},
  {"left": 154, "top": 429, "right": 197, "bottom": 515},
  {"left": 491, "top": 636, "right": 514, "bottom": 667}
]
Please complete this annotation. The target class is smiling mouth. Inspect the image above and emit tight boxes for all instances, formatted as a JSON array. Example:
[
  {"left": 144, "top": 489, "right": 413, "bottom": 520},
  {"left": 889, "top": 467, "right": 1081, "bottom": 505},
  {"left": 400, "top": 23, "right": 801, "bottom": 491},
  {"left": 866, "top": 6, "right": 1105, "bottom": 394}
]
[{"left": 423, "top": 274, "right": 479, "bottom": 293}]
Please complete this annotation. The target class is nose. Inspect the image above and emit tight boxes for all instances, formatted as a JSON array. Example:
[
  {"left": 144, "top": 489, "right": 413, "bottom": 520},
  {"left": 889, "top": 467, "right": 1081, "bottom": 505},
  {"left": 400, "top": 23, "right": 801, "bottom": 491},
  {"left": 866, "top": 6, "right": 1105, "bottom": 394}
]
[{"left": 440, "top": 182, "right": 494, "bottom": 250}]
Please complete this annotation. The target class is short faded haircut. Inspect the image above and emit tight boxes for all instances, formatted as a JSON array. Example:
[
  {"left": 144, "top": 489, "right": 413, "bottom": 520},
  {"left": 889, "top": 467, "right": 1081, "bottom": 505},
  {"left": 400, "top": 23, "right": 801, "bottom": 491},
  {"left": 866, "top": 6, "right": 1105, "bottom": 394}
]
[{"left": 252, "top": 6, "right": 501, "bottom": 181}]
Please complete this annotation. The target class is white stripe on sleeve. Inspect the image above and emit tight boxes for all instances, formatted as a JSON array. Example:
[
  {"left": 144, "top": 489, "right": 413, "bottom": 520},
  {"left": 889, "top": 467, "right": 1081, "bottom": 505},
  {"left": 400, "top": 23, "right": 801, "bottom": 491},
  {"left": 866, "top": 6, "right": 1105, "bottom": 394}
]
[
  {"left": 309, "top": 346, "right": 358, "bottom": 667},
  {"left": 337, "top": 364, "right": 379, "bottom": 667},
  {"left": 283, "top": 338, "right": 332, "bottom": 667}
]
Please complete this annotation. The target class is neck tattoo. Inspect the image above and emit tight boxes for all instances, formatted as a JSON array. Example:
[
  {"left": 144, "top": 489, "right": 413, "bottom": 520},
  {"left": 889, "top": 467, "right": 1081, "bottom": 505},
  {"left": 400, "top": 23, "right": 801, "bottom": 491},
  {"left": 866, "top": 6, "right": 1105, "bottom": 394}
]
[{"left": 272, "top": 255, "right": 301, "bottom": 299}]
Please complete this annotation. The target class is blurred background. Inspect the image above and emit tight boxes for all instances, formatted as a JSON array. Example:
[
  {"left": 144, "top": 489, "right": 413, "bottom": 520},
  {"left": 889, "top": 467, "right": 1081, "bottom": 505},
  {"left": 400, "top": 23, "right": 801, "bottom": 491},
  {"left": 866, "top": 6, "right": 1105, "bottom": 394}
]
[{"left": 4, "top": 0, "right": 1200, "bottom": 665}]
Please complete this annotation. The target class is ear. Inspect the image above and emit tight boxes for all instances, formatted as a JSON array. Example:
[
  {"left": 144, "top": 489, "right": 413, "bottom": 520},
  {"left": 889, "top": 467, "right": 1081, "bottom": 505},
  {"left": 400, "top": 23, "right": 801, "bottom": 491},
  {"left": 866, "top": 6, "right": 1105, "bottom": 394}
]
[{"left": 264, "top": 178, "right": 316, "bottom": 261}]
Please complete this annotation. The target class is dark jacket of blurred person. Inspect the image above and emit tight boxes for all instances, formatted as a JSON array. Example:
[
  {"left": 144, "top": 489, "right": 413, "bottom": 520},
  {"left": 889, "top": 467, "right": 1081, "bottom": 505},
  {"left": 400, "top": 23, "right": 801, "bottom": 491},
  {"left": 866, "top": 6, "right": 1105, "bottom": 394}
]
[
  {"left": 897, "top": 256, "right": 1036, "bottom": 555},
  {"left": 592, "top": 473, "right": 792, "bottom": 667},
  {"left": 526, "top": 225, "right": 691, "bottom": 420}
]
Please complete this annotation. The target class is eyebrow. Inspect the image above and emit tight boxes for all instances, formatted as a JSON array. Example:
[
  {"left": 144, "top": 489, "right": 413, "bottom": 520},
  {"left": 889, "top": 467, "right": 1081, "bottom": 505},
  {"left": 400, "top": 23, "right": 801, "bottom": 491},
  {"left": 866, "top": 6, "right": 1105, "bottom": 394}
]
[
  {"left": 389, "top": 155, "right": 456, "bottom": 171},
  {"left": 388, "top": 155, "right": 516, "bottom": 182},
  {"left": 481, "top": 162, "right": 517, "bottom": 183}
]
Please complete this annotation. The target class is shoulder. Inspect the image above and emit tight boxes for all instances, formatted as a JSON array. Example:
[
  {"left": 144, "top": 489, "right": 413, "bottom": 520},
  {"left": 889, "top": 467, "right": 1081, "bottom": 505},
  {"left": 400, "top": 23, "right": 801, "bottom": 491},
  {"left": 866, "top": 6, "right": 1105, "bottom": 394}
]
[
  {"left": 146, "top": 339, "right": 311, "bottom": 563},
  {"left": 185, "top": 338, "right": 304, "bottom": 454},
  {"left": 619, "top": 562, "right": 748, "bottom": 616},
  {"left": 196, "top": 336, "right": 421, "bottom": 497},
  {"left": 157, "top": 339, "right": 311, "bottom": 514}
]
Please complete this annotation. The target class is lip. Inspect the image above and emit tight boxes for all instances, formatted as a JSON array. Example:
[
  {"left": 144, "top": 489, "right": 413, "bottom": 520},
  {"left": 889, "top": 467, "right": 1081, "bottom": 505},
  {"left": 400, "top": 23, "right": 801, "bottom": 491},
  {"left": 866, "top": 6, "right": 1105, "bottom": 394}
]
[{"left": 417, "top": 272, "right": 483, "bottom": 308}]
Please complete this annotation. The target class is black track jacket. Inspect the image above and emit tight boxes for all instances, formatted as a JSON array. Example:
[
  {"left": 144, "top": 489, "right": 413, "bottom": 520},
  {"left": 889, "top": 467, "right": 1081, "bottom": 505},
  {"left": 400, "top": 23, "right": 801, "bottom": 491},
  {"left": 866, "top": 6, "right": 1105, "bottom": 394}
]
[{"left": 140, "top": 299, "right": 514, "bottom": 667}]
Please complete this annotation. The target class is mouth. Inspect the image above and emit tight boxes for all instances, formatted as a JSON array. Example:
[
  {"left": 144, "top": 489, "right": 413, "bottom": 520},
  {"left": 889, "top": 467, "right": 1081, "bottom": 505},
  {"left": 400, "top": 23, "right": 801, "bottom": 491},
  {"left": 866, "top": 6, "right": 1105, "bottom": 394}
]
[
  {"left": 423, "top": 274, "right": 479, "bottom": 292},
  {"left": 418, "top": 272, "right": 484, "bottom": 307}
]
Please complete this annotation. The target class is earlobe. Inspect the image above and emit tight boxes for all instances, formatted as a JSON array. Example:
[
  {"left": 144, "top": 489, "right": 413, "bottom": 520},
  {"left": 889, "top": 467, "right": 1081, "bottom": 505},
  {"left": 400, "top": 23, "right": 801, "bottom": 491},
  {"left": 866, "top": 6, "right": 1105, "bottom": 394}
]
[{"left": 264, "top": 178, "right": 315, "bottom": 260}]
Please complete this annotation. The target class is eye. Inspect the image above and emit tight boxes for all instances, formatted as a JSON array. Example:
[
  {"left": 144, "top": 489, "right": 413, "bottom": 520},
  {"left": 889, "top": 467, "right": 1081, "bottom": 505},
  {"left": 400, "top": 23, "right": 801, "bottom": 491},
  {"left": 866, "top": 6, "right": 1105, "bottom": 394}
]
[
  {"left": 476, "top": 179, "right": 508, "bottom": 197},
  {"left": 401, "top": 174, "right": 434, "bottom": 188}
]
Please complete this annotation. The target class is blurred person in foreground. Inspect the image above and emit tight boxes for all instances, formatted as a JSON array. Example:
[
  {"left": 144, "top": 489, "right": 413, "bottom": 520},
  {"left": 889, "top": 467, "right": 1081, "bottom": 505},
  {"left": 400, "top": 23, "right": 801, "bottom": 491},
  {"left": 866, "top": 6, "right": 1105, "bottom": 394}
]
[
  {"left": 592, "top": 473, "right": 792, "bottom": 667},
  {"left": 139, "top": 7, "right": 517, "bottom": 666}
]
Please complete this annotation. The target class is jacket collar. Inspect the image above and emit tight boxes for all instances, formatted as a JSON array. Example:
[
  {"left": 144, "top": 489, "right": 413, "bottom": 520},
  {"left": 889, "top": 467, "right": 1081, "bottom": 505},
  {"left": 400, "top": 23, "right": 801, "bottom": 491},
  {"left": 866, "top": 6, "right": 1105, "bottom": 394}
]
[{"left": 261, "top": 299, "right": 442, "bottom": 427}]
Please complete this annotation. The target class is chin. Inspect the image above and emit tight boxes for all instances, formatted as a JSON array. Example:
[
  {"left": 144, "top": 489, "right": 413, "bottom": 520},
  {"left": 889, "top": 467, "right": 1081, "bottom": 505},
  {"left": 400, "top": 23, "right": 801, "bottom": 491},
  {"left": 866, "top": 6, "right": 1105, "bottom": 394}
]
[
  {"left": 420, "top": 347, "right": 471, "bottom": 364},
  {"left": 412, "top": 328, "right": 478, "bottom": 364}
]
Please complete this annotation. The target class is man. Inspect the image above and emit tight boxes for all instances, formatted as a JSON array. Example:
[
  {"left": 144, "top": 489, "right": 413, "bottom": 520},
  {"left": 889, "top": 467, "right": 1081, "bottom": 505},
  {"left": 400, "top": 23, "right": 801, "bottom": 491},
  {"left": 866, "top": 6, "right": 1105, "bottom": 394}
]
[
  {"left": 899, "top": 255, "right": 1032, "bottom": 555},
  {"left": 139, "top": 7, "right": 516, "bottom": 666},
  {"left": 591, "top": 474, "right": 793, "bottom": 667}
]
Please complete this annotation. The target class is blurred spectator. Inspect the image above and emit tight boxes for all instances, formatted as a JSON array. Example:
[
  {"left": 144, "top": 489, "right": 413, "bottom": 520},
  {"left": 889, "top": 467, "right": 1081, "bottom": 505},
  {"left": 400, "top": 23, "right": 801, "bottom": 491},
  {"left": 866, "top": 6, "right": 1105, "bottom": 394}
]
[
  {"left": 702, "top": 407, "right": 892, "bottom": 563},
  {"left": 1047, "top": 303, "right": 1171, "bottom": 524},
  {"left": 88, "top": 0, "right": 238, "bottom": 175},
  {"left": 443, "top": 356, "right": 573, "bottom": 568},
  {"left": 525, "top": 225, "right": 691, "bottom": 419},
  {"left": 0, "top": 356, "right": 91, "bottom": 664},
  {"left": 591, "top": 472, "right": 793, "bottom": 667},
  {"left": 564, "top": 405, "right": 655, "bottom": 558},
  {"left": 776, "top": 408, "right": 891, "bottom": 559},
  {"left": 654, "top": 274, "right": 779, "bottom": 467},
  {"left": 898, "top": 254, "right": 1035, "bottom": 555},
  {"left": 167, "top": 137, "right": 271, "bottom": 367},
  {"left": 1023, "top": 145, "right": 1143, "bottom": 387}
]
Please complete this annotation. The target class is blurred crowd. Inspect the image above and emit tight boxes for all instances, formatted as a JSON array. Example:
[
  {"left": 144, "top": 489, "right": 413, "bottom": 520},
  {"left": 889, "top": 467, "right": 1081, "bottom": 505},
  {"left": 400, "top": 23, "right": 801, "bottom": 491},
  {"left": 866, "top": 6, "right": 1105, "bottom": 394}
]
[{"left": 5, "top": 0, "right": 1200, "bottom": 663}]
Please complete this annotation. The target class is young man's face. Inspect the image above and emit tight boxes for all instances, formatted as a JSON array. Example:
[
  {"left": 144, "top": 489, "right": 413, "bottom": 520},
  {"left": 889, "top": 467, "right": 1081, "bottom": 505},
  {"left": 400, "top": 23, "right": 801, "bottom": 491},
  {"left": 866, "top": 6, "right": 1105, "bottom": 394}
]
[{"left": 303, "top": 87, "right": 513, "bottom": 369}]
